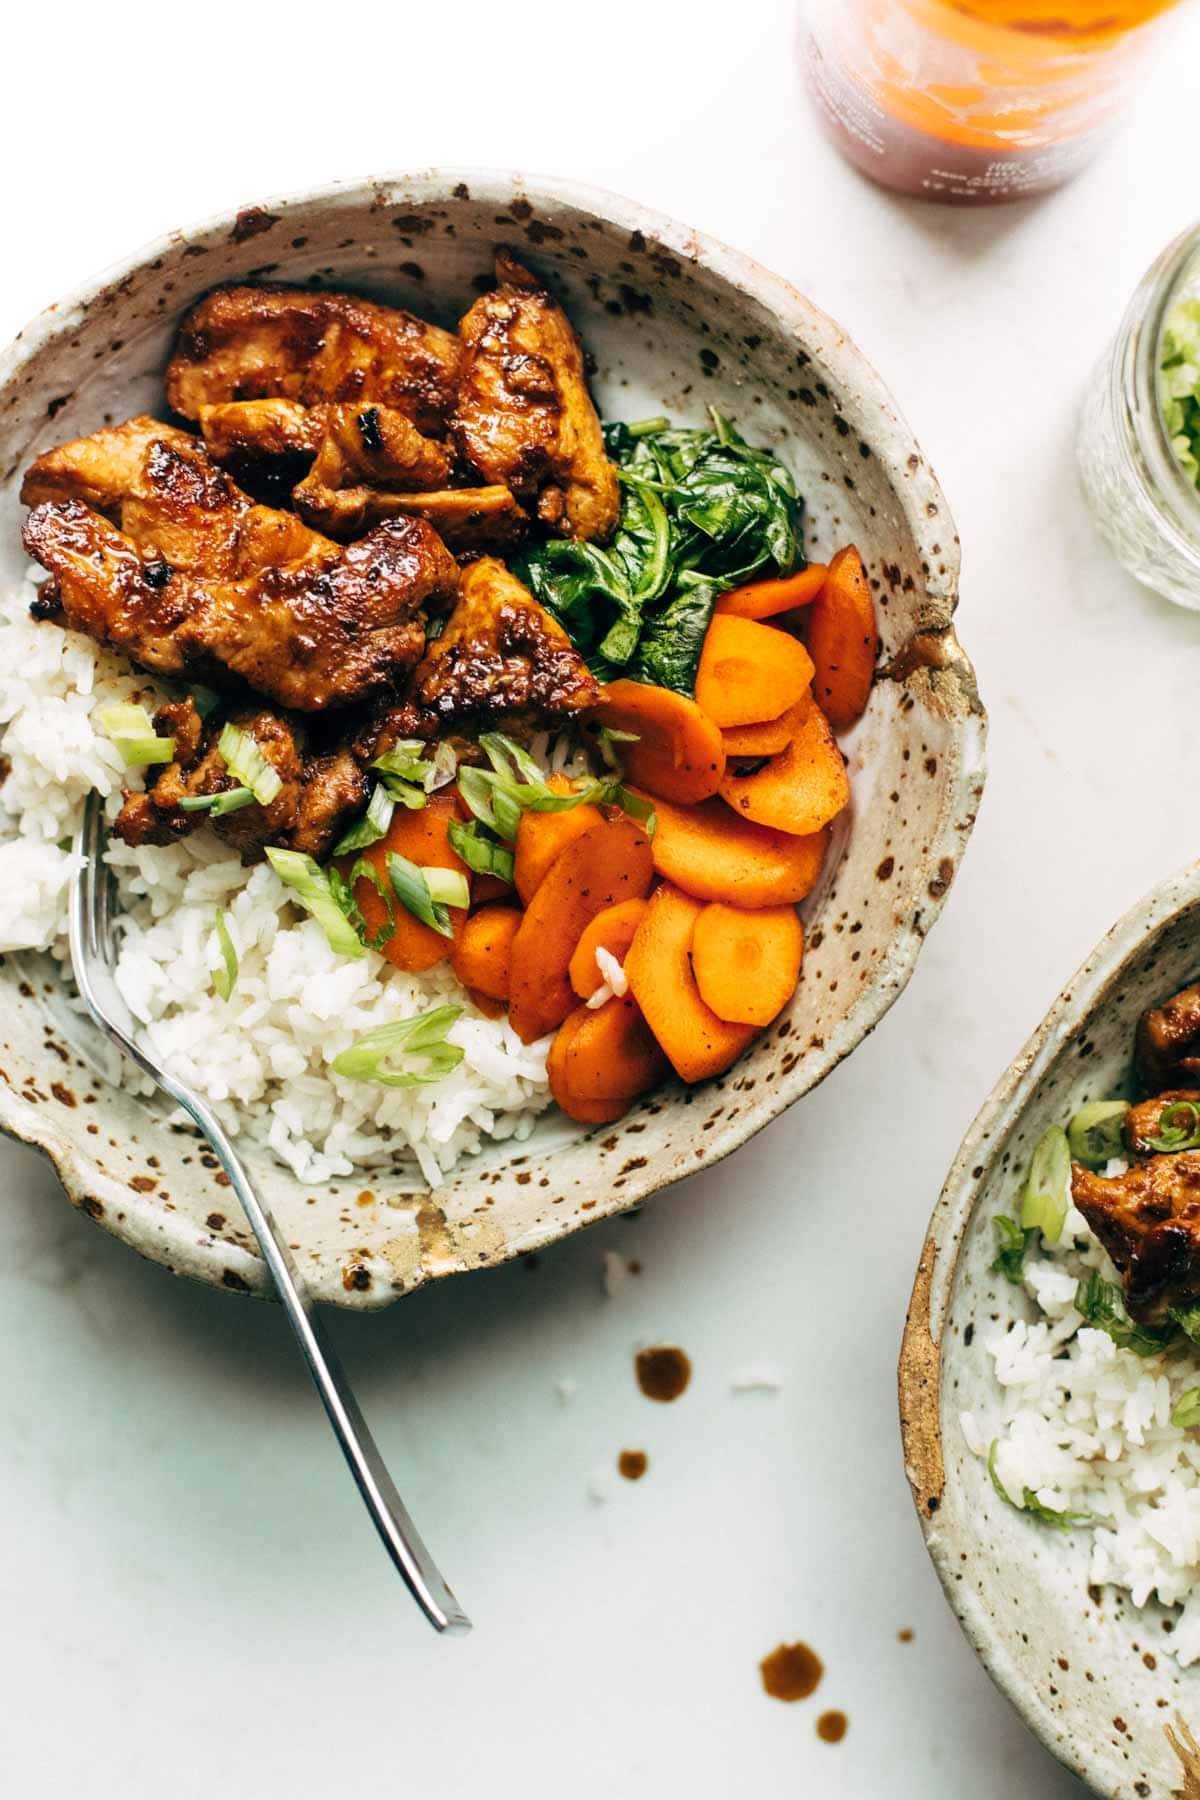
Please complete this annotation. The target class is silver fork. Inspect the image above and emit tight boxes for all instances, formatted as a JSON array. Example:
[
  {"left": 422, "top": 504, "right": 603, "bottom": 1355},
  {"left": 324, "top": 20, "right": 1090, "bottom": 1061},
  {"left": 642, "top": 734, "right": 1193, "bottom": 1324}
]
[{"left": 70, "top": 792, "right": 471, "bottom": 1636}]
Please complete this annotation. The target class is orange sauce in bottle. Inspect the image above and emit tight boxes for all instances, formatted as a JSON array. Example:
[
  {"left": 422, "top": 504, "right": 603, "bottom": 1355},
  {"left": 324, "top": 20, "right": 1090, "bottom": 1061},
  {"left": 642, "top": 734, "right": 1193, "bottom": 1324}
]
[{"left": 806, "top": 0, "right": 1182, "bottom": 203}]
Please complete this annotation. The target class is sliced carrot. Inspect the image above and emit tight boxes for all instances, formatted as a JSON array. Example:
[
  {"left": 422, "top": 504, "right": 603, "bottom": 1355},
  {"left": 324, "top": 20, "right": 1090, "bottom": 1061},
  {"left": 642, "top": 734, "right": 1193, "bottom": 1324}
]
[
  {"left": 508, "top": 815, "right": 655, "bottom": 1043},
  {"left": 806, "top": 544, "right": 878, "bottom": 732},
  {"left": 450, "top": 905, "right": 521, "bottom": 1001},
  {"left": 513, "top": 774, "right": 603, "bottom": 904},
  {"left": 715, "top": 563, "right": 828, "bottom": 620},
  {"left": 547, "top": 1008, "right": 633, "bottom": 1124},
  {"left": 720, "top": 701, "right": 849, "bottom": 836},
  {"left": 467, "top": 987, "right": 507, "bottom": 1020},
  {"left": 590, "top": 679, "right": 725, "bottom": 804},
  {"left": 339, "top": 794, "right": 467, "bottom": 973},
  {"left": 624, "top": 883, "right": 756, "bottom": 1083},
  {"left": 721, "top": 697, "right": 810, "bottom": 761},
  {"left": 691, "top": 902, "right": 804, "bottom": 1027},
  {"left": 560, "top": 994, "right": 668, "bottom": 1101},
  {"left": 568, "top": 898, "right": 649, "bottom": 999},
  {"left": 644, "top": 792, "right": 830, "bottom": 908},
  {"left": 694, "top": 615, "right": 814, "bottom": 729}
]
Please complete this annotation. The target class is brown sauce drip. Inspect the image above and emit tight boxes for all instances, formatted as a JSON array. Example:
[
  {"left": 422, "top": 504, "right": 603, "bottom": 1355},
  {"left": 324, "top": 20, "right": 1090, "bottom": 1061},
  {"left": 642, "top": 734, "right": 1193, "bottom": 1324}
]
[
  {"left": 898, "top": 1627, "right": 914, "bottom": 1643},
  {"left": 817, "top": 1711, "right": 848, "bottom": 1744},
  {"left": 759, "top": 1642, "right": 823, "bottom": 1702},
  {"left": 635, "top": 1345, "right": 691, "bottom": 1402},
  {"left": 618, "top": 1450, "right": 648, "bottom": 1481}
]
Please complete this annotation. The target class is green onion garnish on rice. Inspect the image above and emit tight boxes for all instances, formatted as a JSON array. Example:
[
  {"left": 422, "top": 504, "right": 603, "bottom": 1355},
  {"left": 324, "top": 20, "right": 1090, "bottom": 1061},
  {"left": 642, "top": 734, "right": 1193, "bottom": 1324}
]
[
  {"left": 178, "top": 786, "right": 256, "bottom": 817},
  {"left": 448, "top": 818, "right": 515, "bottom": 885},
  {"left": 1019, "top": 1124, "right": 1071, "bottom": 1245},
  {"left": 987, "top": 1440, "right": 1101, "bottom": 1531},
  {"left": 211, "top": 910, "right": 239, "bottom": 1002},
  {"left": 455, "top": 733, "right": 656, "bottom": 843},
  {"left": 96, "top": 702, "right": 175, "bottom": 768},
  {"left": 332, "top": 1004, "right": 465, "bottom": 1088},
  {"left": 1066, "top": 1099, "right": 1129, "bottom": 1168},
  {"left": 265, "top": 847, "right": 365, "bottom": 958},
  {"left": 333, "top": 783, "right": 395, "bottom": 855},
  {"left": 1171, "top": 1388, "right": 1200, "bottom": 1431},
  {"left": 217, "top": 722, "right": 283, "bottom": 807},
  {"left": 386, "top": 852, "right": 468, "bottom": 938}
]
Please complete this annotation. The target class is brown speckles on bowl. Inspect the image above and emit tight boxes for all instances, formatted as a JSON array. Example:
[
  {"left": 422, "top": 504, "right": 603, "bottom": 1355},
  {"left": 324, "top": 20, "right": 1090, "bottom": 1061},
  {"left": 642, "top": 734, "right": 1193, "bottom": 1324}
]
[
  {"left": 0, "top": 170, "right": 982, "bottom": 1311},
  {"left": 900, "top": 860, "right": 1200, "bottom": 1798}
]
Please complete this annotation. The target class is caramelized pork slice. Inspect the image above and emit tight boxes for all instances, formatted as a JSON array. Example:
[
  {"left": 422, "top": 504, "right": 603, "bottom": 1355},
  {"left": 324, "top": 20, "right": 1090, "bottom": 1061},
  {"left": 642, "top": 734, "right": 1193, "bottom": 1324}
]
[
  {"left": 297, "top": 483, "right": 528, "bottom": 548},
  {"left": 291, "top": 403, "right": 453, "bottom": 533},
  {"left": 23, "top": 499, "right": 454, "bottom": 712},
  {"left": 1124, "top": 1091, "right": 1200, "bottom": 1157},
  {"left": 398, "top": 555, "right": 598, "bottom": 734},
  {"left": 1136, "top": 984, "right": 1200, "bottom": 1093},
  {"left": 1073, "top": 1153, "right": 1200, "bottom": 1324},
  {"left": 166, "top": 285, "right": 462, "bottom": 439},
  {"left": 453, "top": 252, "right": 618, "bottom": 541},
  {"left": 22, "top": 416, "right": 329, "bottom": 578},
  {"left": 114, "top": 698, "right": 366, "bottom": 861}
]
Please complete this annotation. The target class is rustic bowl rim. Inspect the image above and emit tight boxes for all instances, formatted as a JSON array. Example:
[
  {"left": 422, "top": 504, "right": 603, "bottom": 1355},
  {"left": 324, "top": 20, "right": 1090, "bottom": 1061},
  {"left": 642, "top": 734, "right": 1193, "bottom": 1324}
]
[
  {"left": 0, "top": 166, "right": 986, "bottom": 1304},
  {"left": 899, "top": 858, "right": 1200, "bottom": 1796}
]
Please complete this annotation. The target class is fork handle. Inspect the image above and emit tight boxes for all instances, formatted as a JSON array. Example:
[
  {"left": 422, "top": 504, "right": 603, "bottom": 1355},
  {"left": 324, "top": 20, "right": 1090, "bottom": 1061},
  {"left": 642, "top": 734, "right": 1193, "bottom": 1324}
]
[{"left": 175, "top": 1086, "right": 471, "bottom": 1635}]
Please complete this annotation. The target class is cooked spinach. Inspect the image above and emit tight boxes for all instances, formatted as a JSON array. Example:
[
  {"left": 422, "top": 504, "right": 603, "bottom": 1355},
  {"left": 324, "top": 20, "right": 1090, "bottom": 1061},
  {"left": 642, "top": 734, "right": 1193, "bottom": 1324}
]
[{"left": 516, "top": 409, "right": 804, "bottom": 695}]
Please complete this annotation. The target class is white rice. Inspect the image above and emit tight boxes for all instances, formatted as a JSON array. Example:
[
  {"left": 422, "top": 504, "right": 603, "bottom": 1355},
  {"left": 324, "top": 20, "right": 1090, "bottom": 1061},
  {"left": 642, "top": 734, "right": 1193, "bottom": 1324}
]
[
  {"left": 962, "top": 1160, "right": 1200, "bottom": 1665},
  {"left": 0, "top": 571, "right": 557, "bottom": 1185}
]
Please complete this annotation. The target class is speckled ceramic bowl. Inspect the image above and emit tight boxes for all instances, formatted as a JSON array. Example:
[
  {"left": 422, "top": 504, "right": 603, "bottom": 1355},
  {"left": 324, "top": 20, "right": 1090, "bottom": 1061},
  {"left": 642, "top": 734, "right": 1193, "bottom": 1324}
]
[
  {"left": 901, "top": 863, "right": 1200, "bottom": 1799},
  {"left": 0, "top": 171, "right": 984, "bottom": 1308}
]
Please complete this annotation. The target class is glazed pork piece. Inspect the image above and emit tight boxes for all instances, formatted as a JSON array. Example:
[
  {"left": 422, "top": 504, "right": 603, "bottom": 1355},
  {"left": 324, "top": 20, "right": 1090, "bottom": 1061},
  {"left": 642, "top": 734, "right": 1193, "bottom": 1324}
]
[
  {"left": 1072, "top": 1152, "right": 1200, "bottom": 1325},
  {"left": 21, "top": 421, "right": 457, "bottom": 712},
  {"left": 1135, "top": 983, "right": 1200, "bottom": 1091},
  {"left": 165, "top": 285, "right": 462, "bottom": 440},
  {"left": 453, "top": 252, "right": 619, "bottom": 542},
  {"left": 114, "top": 698, "right": 366, "bottom": 860},
  {"left": 368, "top": 555, "right": 599, "bottom": 744}
]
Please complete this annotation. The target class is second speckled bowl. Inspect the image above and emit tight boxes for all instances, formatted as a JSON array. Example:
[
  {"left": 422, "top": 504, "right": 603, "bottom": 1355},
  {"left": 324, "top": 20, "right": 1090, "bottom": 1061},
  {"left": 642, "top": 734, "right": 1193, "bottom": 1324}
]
[
  {"left": 0, "top": 170, "right": 985, "bottom": 1307},
  {"left": 901, "top": 862, "right": 1200, "bottom": 1799}
]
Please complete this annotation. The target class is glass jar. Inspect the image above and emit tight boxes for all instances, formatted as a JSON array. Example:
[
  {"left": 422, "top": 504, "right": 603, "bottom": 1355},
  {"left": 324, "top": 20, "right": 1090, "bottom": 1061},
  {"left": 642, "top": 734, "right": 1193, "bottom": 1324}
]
[
  {"left": 1077, "top": 224, "right": 1200, "bottom": 611},
  {"left": 804, "top": 0, "right": 1182, "bottom": 205}
]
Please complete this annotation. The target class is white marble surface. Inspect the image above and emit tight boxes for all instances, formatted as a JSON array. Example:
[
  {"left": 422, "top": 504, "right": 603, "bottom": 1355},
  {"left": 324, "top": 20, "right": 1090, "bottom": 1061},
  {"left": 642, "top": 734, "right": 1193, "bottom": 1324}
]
[{"left": 3, "top": 3, "right": 1199, "bottom": 1793}]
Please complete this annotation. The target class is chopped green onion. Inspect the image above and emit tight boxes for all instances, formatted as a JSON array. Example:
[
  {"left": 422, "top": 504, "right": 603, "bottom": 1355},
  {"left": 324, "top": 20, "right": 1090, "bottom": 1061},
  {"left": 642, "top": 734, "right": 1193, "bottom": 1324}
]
[
  {"left": 266, "top": 848, "right": 365, "bottom": 959},
  {"left": 610, "top": 784, "right": 657, "bottom": 837},
  {"left": 426, "top": 740, "right": 459, "bottom": 790},
  {"left": 178, "top": 786, "right": 255, "bottom": 817},
  {"left": 1170, "top": 1302, "right": 1200, "bottom": 1347},
  {"left": 424, "top": 867, "right": 470, "bottom": 909},
  {"left": 448, "top": 818, "right": 515, "bottom": 885},
  {"left": 1145, "top": 1100, "right": 1200, "bottom": 1154},
  {"left": 373, "top": 740, "right": 434, "bottom": 783},
  {"left": 386, "top": 851, "right": 463, "bottom": 938},
  {"left": 491, "top": 786, "right": 523, "bottom": 841},
  {"left": 97, "top": 702, "right": 175, "bottom": 768},
  {"left": 987, "top": 1440, "right": 1100, "bottom": 1531},
  {"left": 218, "top": 722, "right": 283, "bottom": 807},
  {"left": 331, "top": 1004, "right": 465, "bottom": 1089},
  {"left": 1074, "top": 1272, "right": 1173, "bottom": 1356},
  {"left": 991, "top": 1214, "right": 1035, "bottom": 1284},
  {"left": 1067, "top": 1100, "right": 1129, "bottom": 1168},
  {"left": 596, "top": 724, "right": 640, "bottom": 773},
  {"left": 1020, "top": 1124, "right": 1071, "bottom": 1244},
  {"left": 1172, "top": 1387, "right": 1200, "bottom": 1430},
  {"left": 211, "top": 910, "right": 238, "bottom": 1002},
  {"left": 333, "top": 783, "right": 395, "bottom": 855}
]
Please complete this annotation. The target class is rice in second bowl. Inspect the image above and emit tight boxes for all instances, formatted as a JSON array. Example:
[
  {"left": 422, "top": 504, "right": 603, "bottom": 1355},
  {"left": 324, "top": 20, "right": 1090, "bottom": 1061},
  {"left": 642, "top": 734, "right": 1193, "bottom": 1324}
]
[{"left": 0, "top": 571, "right": 556, "bottom": 1186}]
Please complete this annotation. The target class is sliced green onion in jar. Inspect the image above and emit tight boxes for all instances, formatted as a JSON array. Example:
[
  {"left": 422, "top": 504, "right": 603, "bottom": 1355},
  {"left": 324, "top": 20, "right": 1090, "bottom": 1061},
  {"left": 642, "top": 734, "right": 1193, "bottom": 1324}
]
[
  {"left": 218, "top": 722, "right": 283, "bottom": 806},
  {"left": 1067, "top": 1099, "right": 1129, "bottom": 1169},
  {"left": 386, "top": 852, "right": 458, "bottom": 938},
  {"left": 1020, "top": 1124, "right": 1071, "bottom": 1244},
  {"left": 333, "top": 783, "right": 395, "bottom": 855},
  {"left": 178, "top": 786, "right": 255, "bottom": 817},
  {"left": 96, "top": 702, "right": 175, "bottom": 768},
  {"left": 331, "top": 1003, "right": 464, "bottom": 1089},
  {"left": 211, "top": 909, "right": 239, "bottom": 1002},
  {"left": 448, "top": 818, "right": 515, "bottom": 885},
  {"left": 265, "top": 847, "right": 365, "bottom": 958}
]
